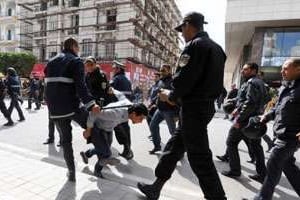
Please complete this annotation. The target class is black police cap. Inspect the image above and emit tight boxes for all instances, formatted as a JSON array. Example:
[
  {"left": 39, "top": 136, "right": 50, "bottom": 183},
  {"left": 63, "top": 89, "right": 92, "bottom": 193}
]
[
  {"left": 242, "top": 116, "right": 267, "bottom": 139},
  {"left": 175, "top": 12, "right": 208, "bottom": 32}
]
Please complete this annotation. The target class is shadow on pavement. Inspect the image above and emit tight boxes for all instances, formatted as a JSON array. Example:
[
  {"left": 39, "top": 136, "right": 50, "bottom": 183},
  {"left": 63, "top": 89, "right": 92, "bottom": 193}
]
[{"left": 55, "top": 181, "right": 76, "bottom": 200}]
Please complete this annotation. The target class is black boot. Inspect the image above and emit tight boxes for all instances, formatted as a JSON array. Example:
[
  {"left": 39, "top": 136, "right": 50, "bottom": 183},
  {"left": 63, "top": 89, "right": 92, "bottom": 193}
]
[
  {"left": 119, "top": 145, "right": 134, "bottom": 160},
  {"left": 137, "top": 178, "right": 166, "bottom": 200},
  {"left": 4, "top": 120, "right": 14, "bottom": 126}
]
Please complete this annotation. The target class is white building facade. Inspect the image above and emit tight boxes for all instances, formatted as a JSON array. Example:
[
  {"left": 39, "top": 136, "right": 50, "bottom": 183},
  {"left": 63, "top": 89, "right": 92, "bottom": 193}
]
[
  {"left": 18, "top": 0, "right": 182, "bottom": 69},
  {"left": 0, "top": 0, "right": 20, "bottom": 52},
  {"left": 225, "top": 0, "right": 300, "bottom": 87}
]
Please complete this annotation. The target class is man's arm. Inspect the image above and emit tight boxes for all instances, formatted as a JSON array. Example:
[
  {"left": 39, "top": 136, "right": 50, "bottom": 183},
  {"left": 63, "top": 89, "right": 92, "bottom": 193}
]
[
  {"left": 236, "top": 82, "right": 260, "bottom": 123},
  {"left": 169, "top": 43, "right": 208, "bottom": 102}
]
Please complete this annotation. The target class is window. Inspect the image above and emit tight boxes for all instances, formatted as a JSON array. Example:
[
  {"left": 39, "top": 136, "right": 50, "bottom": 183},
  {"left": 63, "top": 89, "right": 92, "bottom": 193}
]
[
  {"left": 106, "top": 9, "right": 117, "bottom": 30},
  {"left": 49, "top": 16, "right": 58, "bottom": 30},
  {"left": 105, "top": 41, "right": 115, "bottom": 59},
  {"left": 69, "top": 14, "right": 79, "bottom": 34},
  {"left": 261, "top": 28, "right": 300, "bottom": 66},
  {"left": 82, "top": 39, "right": 92, "bottom": 57},
  {"left": 39, "top": 19, "right": 47, "bottom": 36},
  {"left": 50, "top": 0, "right": 59, "bottom": 6},
  {"left": 7, "top": 30, "right": 12, "bottom": 40},
  {"left": 40, "top": 1, "right": 47, "bottom": 11},
  {"left": 68, "top": 0, "right": 80, "bottom": 7},
  {"left": 8, "top": 8, "right": 12, "bottom": 16}
]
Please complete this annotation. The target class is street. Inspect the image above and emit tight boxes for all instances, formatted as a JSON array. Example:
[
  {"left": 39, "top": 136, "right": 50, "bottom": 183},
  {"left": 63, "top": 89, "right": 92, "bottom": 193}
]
[{"left": 0, "top": 101, "right": 299, "bottom": 200}]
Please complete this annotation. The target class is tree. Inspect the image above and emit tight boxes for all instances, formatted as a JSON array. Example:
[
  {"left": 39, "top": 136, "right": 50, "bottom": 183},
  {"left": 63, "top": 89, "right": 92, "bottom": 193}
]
[{"left": 0, "top": 52, "right": 36, "bottom": 77}]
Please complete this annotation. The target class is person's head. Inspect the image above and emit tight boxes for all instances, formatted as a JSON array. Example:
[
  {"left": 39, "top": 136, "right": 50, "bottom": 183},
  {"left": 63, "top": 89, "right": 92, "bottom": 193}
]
[
  {"left": 63, "top": 38, "right": 79, "bottom": 55},
  {"left": 84, "top": 56, "right": 97, "bottom": 73},
  {"left": 112, "top": 60, "right": 125, "bottom": 74},
  {"left": 128, "top": 103, "right": 148, "bottom": 124},
  {"left": 159, "top": 64, "right": 171, "bottom": 78},
  {"left": 154, "top": 72, "right": 160, "bottom": 82},
  {"left": 241, "top": 63, "right": 259, "bottom": 79},
  {"left": 6, "top": 67, "right": 17, "bottom": 77},
  {"left": 174, "top": 12, "right": 207, "bottom": 42},
  {"left": 281, "top": 58, "right": 300, "bottom": 81}
]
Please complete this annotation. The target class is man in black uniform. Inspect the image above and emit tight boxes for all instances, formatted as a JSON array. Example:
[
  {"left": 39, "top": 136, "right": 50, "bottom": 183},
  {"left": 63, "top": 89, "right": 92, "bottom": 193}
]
[
  {"left": 80, "top": 56, "right": 117, "bottom": 176},
  {"left": 5, "top": 67, "right": 25, "bottom": 122},
  {"left": 221, "top": 63, "right": 267, "bottom": 183},
  {"left": 110, "top": 61, "right": 134, "bottom": 160},
  {"left": 0, "top": 76, "right": 14, "bottom": 126},
  {"left": 137, "top": 12, "right": 227, "bottom": 200},
  {"left": 45, "top": 38, "right": 100, "bottom": 182},
  {"left": 255, "top": 58, "right": 300, "bottom": 200}
]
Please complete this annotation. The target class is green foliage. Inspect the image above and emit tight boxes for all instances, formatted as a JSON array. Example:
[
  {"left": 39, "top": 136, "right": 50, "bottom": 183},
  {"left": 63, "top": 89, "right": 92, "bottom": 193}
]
[{"left": 0, "top": 52, "right": 36, "bottom": 77}]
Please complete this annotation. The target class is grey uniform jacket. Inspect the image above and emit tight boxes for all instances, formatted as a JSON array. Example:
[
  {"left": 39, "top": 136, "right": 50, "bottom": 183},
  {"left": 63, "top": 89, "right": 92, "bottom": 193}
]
[{"left": 87, "top": 89, "right": 132, "bottom": 132}]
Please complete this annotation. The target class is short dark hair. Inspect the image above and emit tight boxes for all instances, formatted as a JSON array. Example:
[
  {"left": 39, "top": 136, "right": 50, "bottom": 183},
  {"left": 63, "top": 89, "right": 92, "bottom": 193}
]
[
  {"left": 246, "top": 62, "right": 259, "bottom": 74},
  {"left": 63, "top": 38, "right": 79, "bottom": 52},
  {"left": 161, "top": 64, "right": 171, "bottom": 71},
  {"left": 128, "top": 103, "right": 148, "bottom": 116}
]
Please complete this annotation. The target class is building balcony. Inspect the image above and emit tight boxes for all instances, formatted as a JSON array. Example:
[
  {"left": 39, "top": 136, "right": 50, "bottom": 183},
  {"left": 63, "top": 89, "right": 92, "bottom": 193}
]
[
  {"left": 0, "top": 39, "right": 18, "bottom": 45},
  {"left": 0, "top": 15, "right": 18, "bottom": 22}
]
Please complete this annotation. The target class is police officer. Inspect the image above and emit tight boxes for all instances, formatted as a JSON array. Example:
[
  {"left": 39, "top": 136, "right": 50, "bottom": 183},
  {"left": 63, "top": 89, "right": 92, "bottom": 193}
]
[
  {"left": 110, "top": 61, "right": 134, "bottom": 160},
  {"left": 221, "top": 63, "right": 267, "bottom": 183},
  {"left": 138, "top": 12, "right": 227, "bottom": 200},
  {"left": 45, "top": 38, "right": 100, "bottom": 182},
  {"left": 27, "top": 74, "right": 41, "bottom": 110},
  {"left": 0, "top": 76, "right": 14, "bottom": 126},
  {"left": 5, "top": 67, "right": 25, "bottom": 122},
  {"left": 255, "top": 58, "right": 300, "bottom": 200}
]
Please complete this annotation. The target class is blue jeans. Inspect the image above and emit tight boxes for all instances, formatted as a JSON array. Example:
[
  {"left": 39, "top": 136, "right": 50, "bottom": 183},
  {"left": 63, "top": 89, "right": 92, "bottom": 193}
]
[
  {"left": 149, "top": 109, "right": 177, "bottom": 149},
  {"left": 255, "top": 139, "right": 300, "bottom": 200},
  {"left": 85, "top": 127, "right": 112, "bottom": 159}
]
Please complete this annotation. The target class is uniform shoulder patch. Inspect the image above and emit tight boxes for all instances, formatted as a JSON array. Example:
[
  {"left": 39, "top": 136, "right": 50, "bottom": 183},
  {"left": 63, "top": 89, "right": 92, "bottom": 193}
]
[{"left": 178, "top": 54, "right": 191, "bottom": 68}]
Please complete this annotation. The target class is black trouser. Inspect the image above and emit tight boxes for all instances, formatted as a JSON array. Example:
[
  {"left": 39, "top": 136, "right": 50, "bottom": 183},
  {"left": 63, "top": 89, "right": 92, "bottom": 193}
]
[
  {"left": 155, "top": 101, "right": 226, "bottom": 200},
  {"left": 8, "top": 95, "right": 24, "bottom": 120},
  {"left": 114, "top": 121, "right": 131, "bottom": 147},
  {"left": 53, "top": 108, "right": 88, "bottom": 174},
  {"left": 256, "top": 140, "right": 300, "bottom": 200},
  {"left": 226, "top": 126, "right": 266, "bottom": 176},
  {"left": 86, "top": 127, "right": 113, "bottom": 159},
  {"left": 0, "top": 98, "right": 12, "bottom": 121},
  {"left": 28, "top": 91, "right": 40, "bottom": 109}
]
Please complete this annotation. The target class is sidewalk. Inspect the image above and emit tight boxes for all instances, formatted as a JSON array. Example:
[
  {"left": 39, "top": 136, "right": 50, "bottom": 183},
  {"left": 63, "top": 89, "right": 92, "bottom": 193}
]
[{"left": 0, "top": 149, "right": 175, "bottom": 200}]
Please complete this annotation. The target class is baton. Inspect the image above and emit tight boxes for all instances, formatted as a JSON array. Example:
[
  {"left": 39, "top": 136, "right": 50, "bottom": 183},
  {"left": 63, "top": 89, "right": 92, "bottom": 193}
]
[{"left": 101, "top": 105, "right": 132, "bottom": 110}]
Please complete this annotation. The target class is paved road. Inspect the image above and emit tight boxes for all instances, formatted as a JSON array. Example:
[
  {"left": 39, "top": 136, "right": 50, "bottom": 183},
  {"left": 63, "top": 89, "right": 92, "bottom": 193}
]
[{"left": 0, "top": 101, "right": 299, "bottom": 199}]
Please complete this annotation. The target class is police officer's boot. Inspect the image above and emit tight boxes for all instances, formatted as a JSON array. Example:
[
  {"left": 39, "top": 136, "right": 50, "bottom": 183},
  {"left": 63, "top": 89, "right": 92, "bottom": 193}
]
[
  {"left": 137, "top": 178, "right": 166, "bottom": 200},
  {"left": 4, "top": 116, "right": 14, "bottom": 126},
  {"left": 62, "top": 144, "right": 76, "bottom": 182}
]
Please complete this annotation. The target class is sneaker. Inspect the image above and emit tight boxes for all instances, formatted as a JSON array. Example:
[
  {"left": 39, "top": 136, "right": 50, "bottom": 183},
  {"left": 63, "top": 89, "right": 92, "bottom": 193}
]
[
  {"left": 149, "top": 147, "right": 161, "bottom": 155},
  {"left": 80, "top": 151, "right": 89, "bottom": 164},
  {"left": 99, "top": 157, "right": 120, "bottom": 166},
  {"left": 119, "top": 149, "right": 134, "bottom": 160},
  {"left": 221, "top": 170, "right": 241, "bottom": 178}
]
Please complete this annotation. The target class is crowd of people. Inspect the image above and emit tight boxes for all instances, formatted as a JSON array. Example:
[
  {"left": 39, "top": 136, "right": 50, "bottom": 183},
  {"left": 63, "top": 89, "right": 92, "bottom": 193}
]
[{"left": 0, "top": 11, "right": 299, "bottom": 200}]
